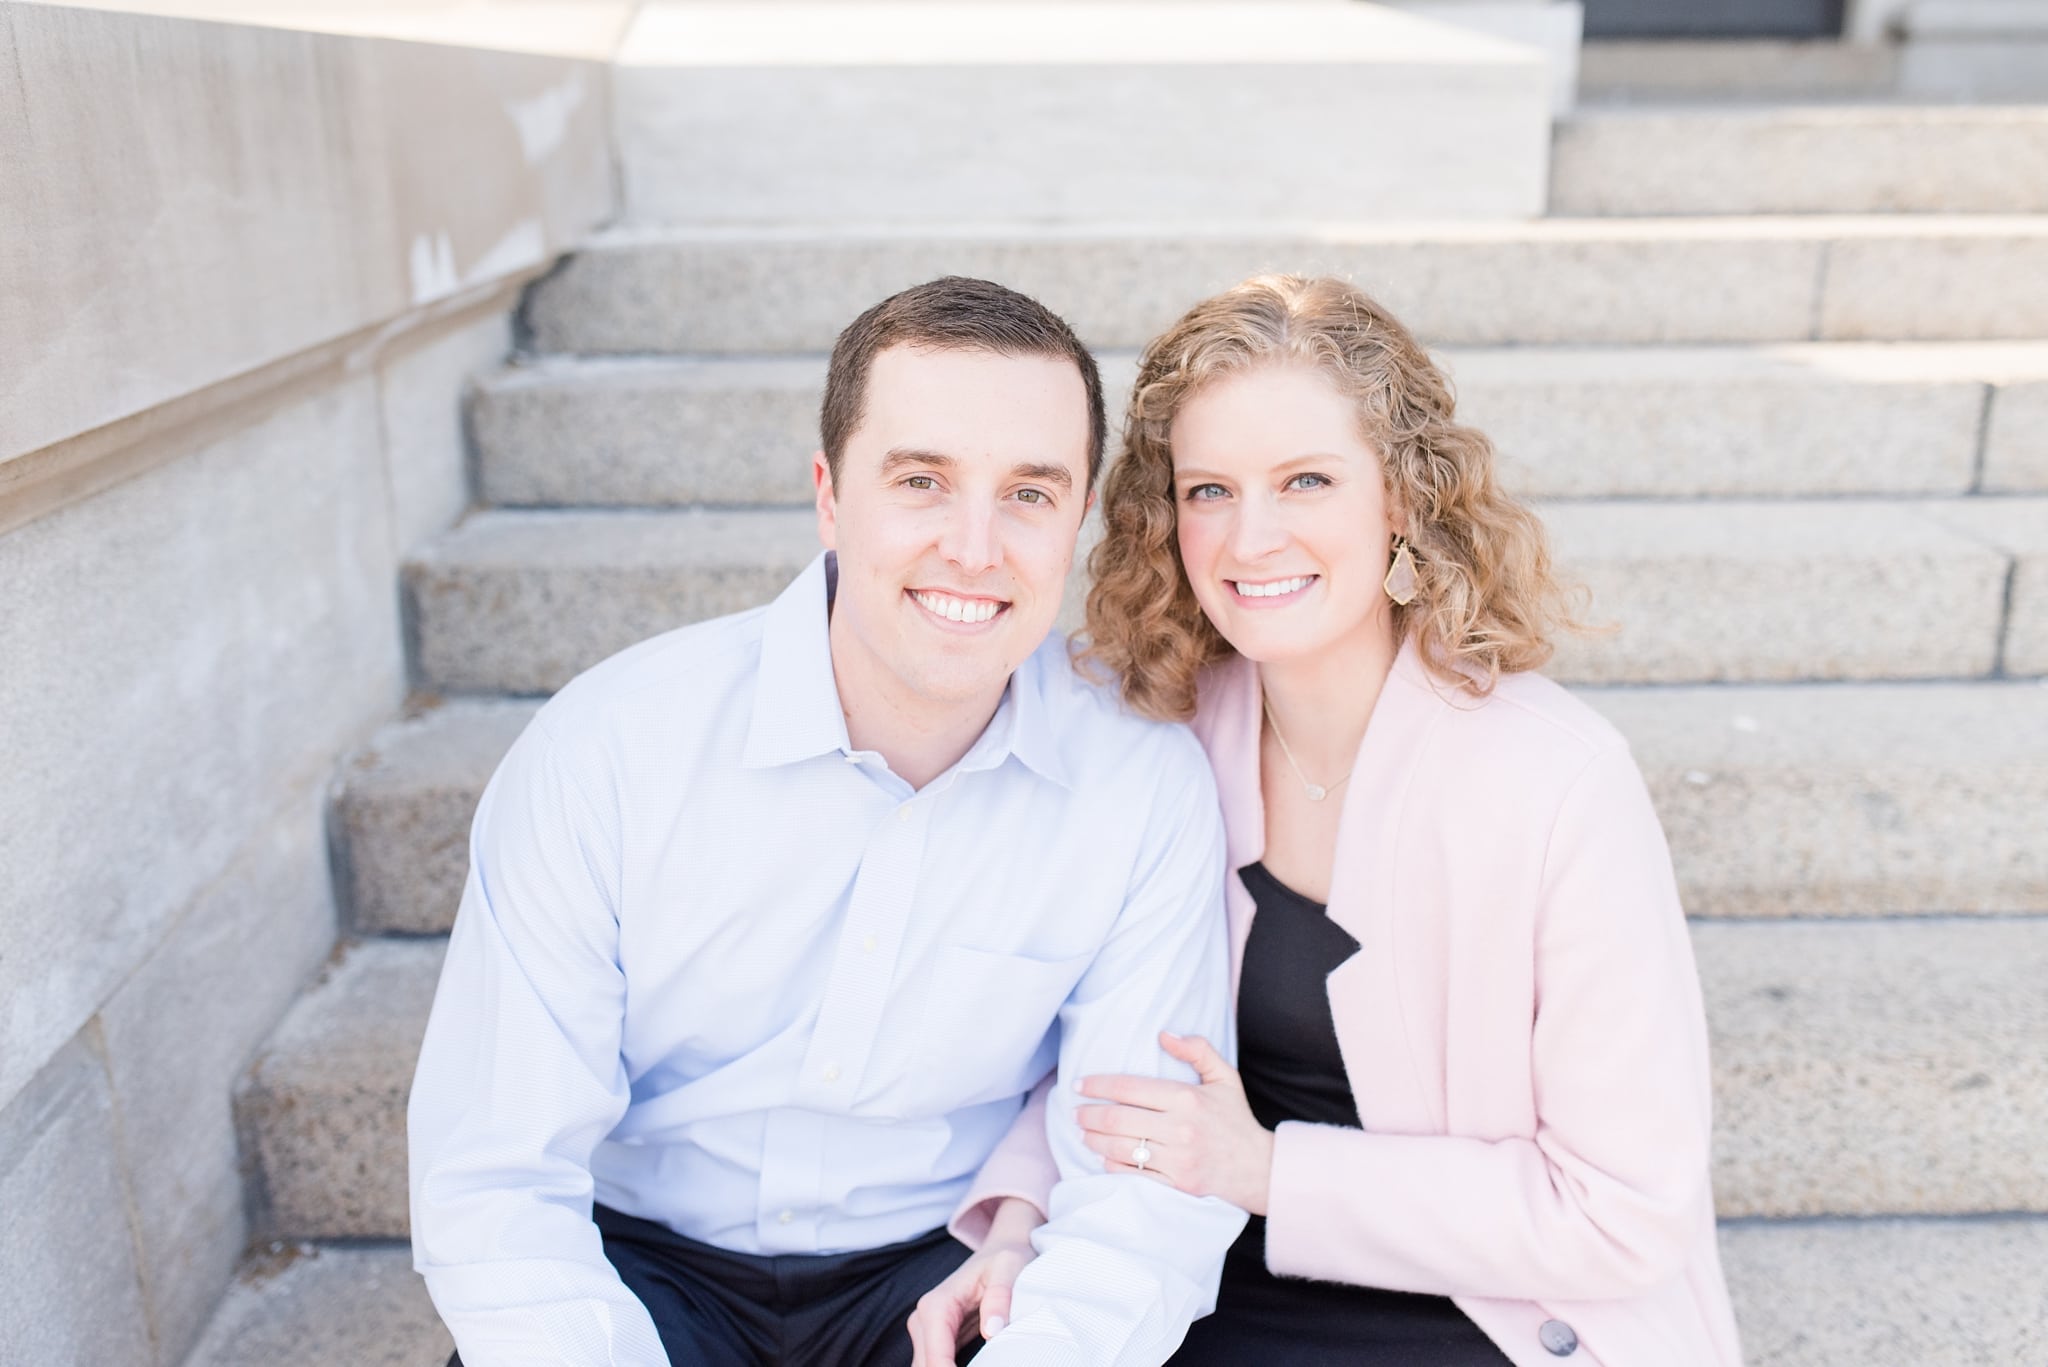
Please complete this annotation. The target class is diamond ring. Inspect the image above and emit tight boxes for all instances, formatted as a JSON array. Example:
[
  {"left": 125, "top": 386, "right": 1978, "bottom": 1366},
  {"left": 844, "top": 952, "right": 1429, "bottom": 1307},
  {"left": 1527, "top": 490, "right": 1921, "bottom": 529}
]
[{"left": 1131, "top": 1139, "right": 1152, "bottom": 1172}]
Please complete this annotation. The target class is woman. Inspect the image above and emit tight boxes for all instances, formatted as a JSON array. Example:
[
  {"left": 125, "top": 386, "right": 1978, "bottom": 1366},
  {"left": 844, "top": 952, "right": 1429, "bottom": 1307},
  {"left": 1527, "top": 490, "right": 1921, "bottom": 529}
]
[{"left": 940, "top": 275, "right": 1741, "bottom": 1366}]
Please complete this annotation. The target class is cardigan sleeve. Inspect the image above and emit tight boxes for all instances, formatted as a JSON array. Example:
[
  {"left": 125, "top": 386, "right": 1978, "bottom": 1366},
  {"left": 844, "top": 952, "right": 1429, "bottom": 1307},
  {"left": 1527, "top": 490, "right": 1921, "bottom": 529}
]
[
  {"left": 947, "top": 1072, "right": 1059, "bottom": 1248},
  {"left": 1263, "top": 743, "right": 1717, "bottom": 1303}
]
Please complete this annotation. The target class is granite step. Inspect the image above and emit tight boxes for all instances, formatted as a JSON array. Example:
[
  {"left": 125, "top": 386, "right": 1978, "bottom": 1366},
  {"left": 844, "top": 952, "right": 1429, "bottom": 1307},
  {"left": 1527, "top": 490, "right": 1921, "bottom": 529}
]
[
  {"left": 401, "top": 500, "right": 2045, "bottom": 695},
  {"left": 1716, "top": 1216, "right": 2048, "bottom": 1366},
  {"left": 469, "top": 343, "right": 2048, "bottom": 508},
  {"left": 177, "top": 1243, "right": 449, "bottom": 1367},
  {"left": 521, "top": 218, "right": 2048, "bottom": 355},
  {"left": 333, "top": 700, "right": 537, "bottom": 937},
  {"left": 1922, "top": 497, "right": 2048, "bottom": 676},
  {"left": 1551, "top": 105, "right": 2048, "bottom": 216},
  {"left": 336, "top": 684, "right": 2048, "bottom": 939},
  {"left": 610, "top": 0, "right": 1549, "bottom": 227},
  {"left": 234, "top": 918, "right": 2048, "bottom": 1241},
  {"left": 175, "top": 1219, "right": 2048, "bottom": 1367},
  {"left": 180, "top": 1221, "right": 2048, "bottom": 1367}
]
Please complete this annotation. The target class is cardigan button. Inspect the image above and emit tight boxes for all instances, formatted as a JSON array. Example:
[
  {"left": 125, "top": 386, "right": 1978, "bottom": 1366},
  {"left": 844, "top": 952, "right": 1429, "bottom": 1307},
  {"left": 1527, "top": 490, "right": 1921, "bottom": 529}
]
[{"left": 1538, "top": 1319, "right": 1579, "bottom": 1356}]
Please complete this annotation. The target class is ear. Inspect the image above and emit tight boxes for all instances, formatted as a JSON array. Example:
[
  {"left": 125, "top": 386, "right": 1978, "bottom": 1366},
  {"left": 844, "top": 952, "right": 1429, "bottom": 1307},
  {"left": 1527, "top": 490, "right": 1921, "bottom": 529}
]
[
  {"left": 813, "top": 450, "right": 837, "bottom": 550},
  {"left": 1083, "top": 487, "right": 1098, "bottom": 520}
]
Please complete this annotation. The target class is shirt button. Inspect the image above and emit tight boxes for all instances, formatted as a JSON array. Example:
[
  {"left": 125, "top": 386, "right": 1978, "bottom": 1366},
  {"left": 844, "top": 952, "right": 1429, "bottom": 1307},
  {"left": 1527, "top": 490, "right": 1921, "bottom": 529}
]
[
  {"left": 897, "top": 805, "right": 911, "bottom": 821},
  {"left": 1538, "top": 1319, "right": 1578, "bottom": 1357},
  {"left": 778, "top": 1209, "right": 794, "bottom": 1225},
  {"left": 843, "top": 753, "right": 861, "bottom": 764},
  {"left": 861, "top": 933, "right": 878, "bottom": 954},
  {"left": 822, "top": 1062, "right": 841, "bottom": 1082}
]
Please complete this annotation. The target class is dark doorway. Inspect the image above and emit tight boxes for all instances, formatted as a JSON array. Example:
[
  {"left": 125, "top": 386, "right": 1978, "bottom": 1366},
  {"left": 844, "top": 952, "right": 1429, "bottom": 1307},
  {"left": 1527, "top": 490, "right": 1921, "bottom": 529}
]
[{"left": 1583, "top": 0, "right": 1846, "bottom": 39}]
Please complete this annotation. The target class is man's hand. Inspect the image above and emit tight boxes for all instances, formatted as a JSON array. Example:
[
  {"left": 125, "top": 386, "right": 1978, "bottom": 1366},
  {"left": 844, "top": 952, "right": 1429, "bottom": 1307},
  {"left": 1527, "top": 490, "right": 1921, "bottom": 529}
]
[{"left": 907, "top": 1197, "right": 1043, "bottom": 1366}]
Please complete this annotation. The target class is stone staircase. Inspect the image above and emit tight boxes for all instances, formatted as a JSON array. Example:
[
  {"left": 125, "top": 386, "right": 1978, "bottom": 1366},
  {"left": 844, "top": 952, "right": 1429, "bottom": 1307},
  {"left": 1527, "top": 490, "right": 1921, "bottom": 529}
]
[{"left": 183, "top": 99, "right": 2048, "bottom": 1366}]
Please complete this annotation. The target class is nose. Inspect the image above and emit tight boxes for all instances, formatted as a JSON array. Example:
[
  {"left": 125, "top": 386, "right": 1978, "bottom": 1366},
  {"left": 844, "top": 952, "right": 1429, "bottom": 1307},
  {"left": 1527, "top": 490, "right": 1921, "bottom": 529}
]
[
  {"left": 1227, "top": 491, "right": 1290, "bottom": 564},
  {"left": 937, "top": 499, "right": 1001, "bottom": 576}
]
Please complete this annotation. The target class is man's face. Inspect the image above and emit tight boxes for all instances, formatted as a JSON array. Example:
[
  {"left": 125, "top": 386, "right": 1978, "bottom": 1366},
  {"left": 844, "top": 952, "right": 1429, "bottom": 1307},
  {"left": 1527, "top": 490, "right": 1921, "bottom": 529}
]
[{"left": 815, "top": 344, "right": 1094, "bottom": 714}]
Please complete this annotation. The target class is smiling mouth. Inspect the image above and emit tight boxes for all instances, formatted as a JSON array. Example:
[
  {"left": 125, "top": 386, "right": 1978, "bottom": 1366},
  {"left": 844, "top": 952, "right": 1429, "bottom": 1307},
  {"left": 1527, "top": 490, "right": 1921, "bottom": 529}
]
[
  {"left": 908, "top": 588, "right": 1011, "bottom": 626},
  {"left": 1230, "top": 575, "right": 1318, "bottom": 601}
]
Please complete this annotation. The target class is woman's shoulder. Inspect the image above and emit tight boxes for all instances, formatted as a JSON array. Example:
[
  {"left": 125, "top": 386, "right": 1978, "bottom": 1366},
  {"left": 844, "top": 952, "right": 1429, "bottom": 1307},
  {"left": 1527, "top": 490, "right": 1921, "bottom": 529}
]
[
  {"left": 1398, "top": 652, "right": 1635, "bottom": 800},
  {"left": 1456, "top": 666, "right": 1626, "bottom": 754}
]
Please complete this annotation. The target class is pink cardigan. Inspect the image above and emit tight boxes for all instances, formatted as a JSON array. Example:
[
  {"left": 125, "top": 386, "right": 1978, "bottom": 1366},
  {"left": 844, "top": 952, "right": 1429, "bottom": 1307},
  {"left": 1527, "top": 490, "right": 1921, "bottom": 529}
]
[{"left": 955, "top": 640, "right": 1743, "bottom": 1367}]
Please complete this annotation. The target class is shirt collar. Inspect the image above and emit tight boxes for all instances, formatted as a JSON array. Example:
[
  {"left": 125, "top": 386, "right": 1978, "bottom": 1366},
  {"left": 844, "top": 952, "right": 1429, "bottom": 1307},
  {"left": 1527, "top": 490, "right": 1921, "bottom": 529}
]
[
  {"left": 989, "top": 642, "right": 1073, "bottom": 789},
  {"left": 742, "top": 553, "right": 853, "bottom": 769},
  {"left": 740, "top": 552, "right": 1073, "bottom": 790}
]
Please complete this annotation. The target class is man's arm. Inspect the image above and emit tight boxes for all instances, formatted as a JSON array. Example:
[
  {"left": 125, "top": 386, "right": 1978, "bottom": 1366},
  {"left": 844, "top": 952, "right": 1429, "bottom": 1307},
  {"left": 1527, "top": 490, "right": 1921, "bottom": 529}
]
[
  {"left": 973, "top": 735, "right": 1248, "bottom": 1367},
  {"left": 407, "top": 717, "right": 668, "bottom": 1367}
]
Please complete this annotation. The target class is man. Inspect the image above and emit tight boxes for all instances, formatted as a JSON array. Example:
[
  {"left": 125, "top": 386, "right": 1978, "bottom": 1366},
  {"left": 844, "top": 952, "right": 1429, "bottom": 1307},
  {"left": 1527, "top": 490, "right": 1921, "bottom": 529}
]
[{"left": 408, "top": 277, "right": 1246, "bottom": 1367}]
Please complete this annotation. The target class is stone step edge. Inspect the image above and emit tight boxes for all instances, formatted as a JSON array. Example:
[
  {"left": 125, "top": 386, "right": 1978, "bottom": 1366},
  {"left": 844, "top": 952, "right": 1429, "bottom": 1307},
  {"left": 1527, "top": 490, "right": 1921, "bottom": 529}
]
[
  {"left": 478, "top": 338, "right": 2048, "bottom": 376},
  {"left": 466, "top": 345, "right": 2048, "bottom": 504},
  {"left": 580, "top": 214, "right": 2048, "bottom": 245},
  {"left": 178, "top": 1219, "right": 2048, "bottom": 1367},
  {"left": 237, "top": 918, "right": 2048, "bottom": 1241},
  {"left": 335, "top": 679, "right": 2048, "bottom": 929},
  {"left": 1548, "top": 107, "right": 2048, "bottom": 216},
  {"left": 528, "top": 214, "right": 2048, "bottom": 353},
  {"left": 399, "top": 500, "right": 2046, "bottom": 689},
  {"left": 177, "top": 1241, "right": 449, "bottom": 1367}
]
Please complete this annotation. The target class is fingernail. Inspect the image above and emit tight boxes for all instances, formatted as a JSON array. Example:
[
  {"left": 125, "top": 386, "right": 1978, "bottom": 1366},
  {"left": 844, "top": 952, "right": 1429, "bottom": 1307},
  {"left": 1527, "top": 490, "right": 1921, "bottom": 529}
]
[{"left": 985, "top": 1316, "right": 1006, "bottom": 1336}]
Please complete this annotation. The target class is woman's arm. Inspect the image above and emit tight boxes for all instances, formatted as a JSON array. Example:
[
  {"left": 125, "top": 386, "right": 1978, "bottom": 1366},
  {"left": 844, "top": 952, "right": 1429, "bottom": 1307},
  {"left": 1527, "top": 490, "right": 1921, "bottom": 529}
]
[
  {"left": 1261, "top": 745, "right": 1714, "bottom": 1302},
  {"left": 948, "top": 1073, "right": 1058, "bottom": 1247}
]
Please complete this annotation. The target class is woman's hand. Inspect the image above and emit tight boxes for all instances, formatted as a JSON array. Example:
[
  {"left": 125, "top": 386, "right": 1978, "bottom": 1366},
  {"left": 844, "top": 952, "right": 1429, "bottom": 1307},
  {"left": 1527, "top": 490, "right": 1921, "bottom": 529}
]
[
  {"left": 906, "top": 1196, "right": 1042, "bottom": 1366},
  {"left": 1077, "top": 1032, "right": 1276, "bottom": 1215}
]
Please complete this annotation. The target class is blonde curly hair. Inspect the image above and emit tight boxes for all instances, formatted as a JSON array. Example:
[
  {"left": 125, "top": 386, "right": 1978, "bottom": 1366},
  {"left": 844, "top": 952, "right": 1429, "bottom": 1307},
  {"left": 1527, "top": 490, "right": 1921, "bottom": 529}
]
[{"left": 1081, "top": 274, "right": 1582, "bottom": 722}]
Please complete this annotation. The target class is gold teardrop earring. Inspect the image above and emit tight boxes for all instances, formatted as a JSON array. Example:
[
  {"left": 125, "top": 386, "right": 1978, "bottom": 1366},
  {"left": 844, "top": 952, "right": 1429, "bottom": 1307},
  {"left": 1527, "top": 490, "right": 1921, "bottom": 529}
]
[{"left": 1383, "top": 536, "right": 1419, "bottom": 606}]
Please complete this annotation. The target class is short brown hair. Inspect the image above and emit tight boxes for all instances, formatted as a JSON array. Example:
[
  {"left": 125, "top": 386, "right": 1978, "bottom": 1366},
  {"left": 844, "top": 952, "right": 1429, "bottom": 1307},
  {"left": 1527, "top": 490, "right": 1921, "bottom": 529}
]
[
  {"left": 1082, "top": 274, "right": 1585, "bottom": 721},
  {"left": 820, "top": 276, "right": 1107, "bottom": 485}
]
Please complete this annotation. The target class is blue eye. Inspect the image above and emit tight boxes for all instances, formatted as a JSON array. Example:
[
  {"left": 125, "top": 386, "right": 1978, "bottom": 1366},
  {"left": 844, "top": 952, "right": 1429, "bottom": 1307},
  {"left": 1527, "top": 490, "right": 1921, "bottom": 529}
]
[
  {"left": 1184, "top": 484, "right": 1228, "bottom": 502},
  {"left": 1286, "top": 473, "right": 1332, "bottom": 491}
]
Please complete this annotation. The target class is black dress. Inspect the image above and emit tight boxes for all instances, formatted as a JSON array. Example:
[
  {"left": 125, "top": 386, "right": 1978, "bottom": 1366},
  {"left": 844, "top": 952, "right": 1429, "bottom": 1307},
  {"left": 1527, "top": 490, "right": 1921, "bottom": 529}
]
[{"left": 1167, "top": 863, "right": 1513, "bottom": 1367}]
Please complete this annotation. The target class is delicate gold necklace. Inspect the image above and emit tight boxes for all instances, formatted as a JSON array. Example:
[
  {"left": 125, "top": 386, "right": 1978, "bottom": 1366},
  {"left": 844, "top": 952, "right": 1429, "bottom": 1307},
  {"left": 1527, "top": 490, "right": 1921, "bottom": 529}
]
[{"left": 1262, "top": 695, "right": 1353, "bottom": 802}]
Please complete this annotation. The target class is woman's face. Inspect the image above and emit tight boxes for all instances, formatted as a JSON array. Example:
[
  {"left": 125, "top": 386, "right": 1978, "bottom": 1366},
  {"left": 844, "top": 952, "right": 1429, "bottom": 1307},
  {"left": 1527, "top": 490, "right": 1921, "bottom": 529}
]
[{"left": 1169, "top": 361, "right": 1401, "bottom": 668}]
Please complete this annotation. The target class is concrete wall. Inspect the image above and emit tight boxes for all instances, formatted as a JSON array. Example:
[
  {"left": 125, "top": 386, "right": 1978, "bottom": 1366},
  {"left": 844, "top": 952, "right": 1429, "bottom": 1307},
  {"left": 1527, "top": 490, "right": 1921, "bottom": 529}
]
[
  {"left": 0, "top": 5, "right": 614, "bottom": 1362},
  {"left": 0, "top": 0, "right": 618, "bottom": 484},
  {"left": 0, "top": 294, "right": 521, "bottom": 1367}
]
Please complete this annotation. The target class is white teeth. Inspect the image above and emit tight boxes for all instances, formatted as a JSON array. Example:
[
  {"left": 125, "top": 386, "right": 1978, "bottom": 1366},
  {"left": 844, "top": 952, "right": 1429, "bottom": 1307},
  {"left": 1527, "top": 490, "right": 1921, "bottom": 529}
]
[
  {"left": 1235, "top": 576, "right": 1313, "bottom": 599},
  {"left": 913, "top": 590, "right": 1002, "bottom": 624}
]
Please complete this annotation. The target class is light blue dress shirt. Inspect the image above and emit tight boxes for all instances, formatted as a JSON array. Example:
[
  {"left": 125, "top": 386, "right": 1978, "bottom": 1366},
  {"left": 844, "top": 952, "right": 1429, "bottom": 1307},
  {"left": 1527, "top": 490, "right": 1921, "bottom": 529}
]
[{"left": 408, "top": 553, "right": 1247, "bottom": 1366}]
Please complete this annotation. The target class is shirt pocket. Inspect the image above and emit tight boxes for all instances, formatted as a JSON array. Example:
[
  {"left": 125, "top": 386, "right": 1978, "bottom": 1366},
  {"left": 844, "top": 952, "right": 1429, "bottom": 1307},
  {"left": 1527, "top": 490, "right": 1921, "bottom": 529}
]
[{"left": 913, "top": 944, "right": 1091, "bottom": 1109}]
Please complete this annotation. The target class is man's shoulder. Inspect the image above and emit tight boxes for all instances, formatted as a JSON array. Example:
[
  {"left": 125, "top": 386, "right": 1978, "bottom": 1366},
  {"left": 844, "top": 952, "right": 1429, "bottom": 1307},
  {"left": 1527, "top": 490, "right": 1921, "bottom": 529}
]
[
  {"left": 1022, "top": 634, "right": 1212, "bottom": 784},
  {"left": 531, "top": 605, "right": 770, "bottom": 748}
]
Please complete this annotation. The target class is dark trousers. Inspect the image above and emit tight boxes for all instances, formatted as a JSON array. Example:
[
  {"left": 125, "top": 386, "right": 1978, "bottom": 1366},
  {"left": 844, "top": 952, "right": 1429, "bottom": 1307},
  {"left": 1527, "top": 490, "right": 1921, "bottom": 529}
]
[{"left": 447, "top": 1204, "right": 977, "bottom": 1367}]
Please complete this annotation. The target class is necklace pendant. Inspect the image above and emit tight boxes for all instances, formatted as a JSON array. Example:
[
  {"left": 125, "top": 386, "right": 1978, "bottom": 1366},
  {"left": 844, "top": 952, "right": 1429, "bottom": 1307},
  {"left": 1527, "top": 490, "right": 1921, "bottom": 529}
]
[{"left": 1304, "top": 783, "right": 1328, "bottom": 801}]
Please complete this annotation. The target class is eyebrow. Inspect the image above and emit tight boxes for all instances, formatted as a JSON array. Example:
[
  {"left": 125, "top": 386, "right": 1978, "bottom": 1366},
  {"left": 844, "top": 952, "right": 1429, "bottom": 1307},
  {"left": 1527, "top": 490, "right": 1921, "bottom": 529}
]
[
  {"left": 1012, "top": 462, "right": 1075, "bottom": 491},
  {"left": 882, "top": 448, "right": 1074, "bottom": 490},
  {"left": 1174, "top": 454, "right": 1346, "bottom": 482}
]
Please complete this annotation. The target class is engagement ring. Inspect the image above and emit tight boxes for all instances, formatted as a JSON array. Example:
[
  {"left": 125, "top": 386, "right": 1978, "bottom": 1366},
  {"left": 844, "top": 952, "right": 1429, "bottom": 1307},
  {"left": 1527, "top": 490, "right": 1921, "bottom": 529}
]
[{"left": 1131, "top": 1139, "right": 1152, "bottom": 1172}]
